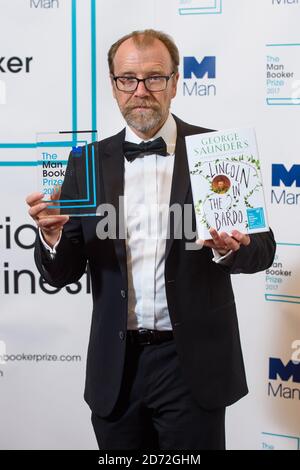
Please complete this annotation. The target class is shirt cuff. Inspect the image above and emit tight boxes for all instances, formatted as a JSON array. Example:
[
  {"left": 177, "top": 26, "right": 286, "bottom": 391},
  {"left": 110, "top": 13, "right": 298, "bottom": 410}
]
[
  {"left": 212, "top": 248, "right": 234, "bottom": 264},
  {"left": 39, "top": 228, "right": 62, "bottom": 258}
]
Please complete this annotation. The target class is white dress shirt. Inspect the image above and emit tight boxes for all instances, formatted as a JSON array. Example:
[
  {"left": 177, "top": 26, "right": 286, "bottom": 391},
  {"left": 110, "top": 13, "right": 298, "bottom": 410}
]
[
  {"left": 40, "top": 113, "right": 232, "bottom": 331},
  {"left": 124, "top": 113, "right": 176, "bottom": 331}
]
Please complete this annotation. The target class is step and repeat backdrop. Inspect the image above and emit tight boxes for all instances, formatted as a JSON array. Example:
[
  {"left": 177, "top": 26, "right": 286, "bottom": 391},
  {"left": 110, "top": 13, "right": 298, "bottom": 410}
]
[{"left": 0, "top": 0, "right": 299, "bottom": 450}]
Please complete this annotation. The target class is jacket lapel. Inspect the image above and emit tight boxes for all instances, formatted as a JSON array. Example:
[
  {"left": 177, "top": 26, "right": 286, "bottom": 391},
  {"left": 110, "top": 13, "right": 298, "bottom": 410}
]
[
  {"left": 165, "top": 115, "right": 213, "bottom": 260},
  {"left": 165, "top": 124, "right": 191, "bottom": 261},
  {"left": 100, "top": 129, "right": 128, "bottom": 284}
]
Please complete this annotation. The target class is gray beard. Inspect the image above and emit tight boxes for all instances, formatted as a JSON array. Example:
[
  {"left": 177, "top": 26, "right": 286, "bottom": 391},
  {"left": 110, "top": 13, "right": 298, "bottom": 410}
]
[{"left": 123, "top": 107, "right": 166, "bottom": 136}]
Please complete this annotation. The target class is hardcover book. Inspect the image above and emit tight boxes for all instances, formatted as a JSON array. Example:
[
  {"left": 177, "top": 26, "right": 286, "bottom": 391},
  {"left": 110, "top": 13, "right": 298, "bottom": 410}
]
[{"left": 185, "top": 128, "right": 269, "bottom": 240}]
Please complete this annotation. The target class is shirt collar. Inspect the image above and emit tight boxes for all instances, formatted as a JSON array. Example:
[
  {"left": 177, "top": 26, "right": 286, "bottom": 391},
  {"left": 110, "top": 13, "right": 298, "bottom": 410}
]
[{"left": 125, "top": 113, "right": 177, "bottom": 155}]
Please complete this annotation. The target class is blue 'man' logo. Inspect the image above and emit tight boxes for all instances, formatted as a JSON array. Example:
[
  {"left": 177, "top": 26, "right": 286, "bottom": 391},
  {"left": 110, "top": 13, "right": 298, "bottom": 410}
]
[
  {"left": 183, "top": 56, "right": 216, "bottom": 79},
  {"left": 269, "top": 358, "right": 300, "bottom": 383},
  {"left": 272, "top": 164, "right": 300, "bottom": 187}
]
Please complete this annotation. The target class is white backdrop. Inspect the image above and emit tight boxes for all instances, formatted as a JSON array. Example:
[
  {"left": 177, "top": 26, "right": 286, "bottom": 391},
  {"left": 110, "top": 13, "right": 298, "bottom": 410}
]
[{"left": 0, "top": 0, "right": 299, "bottom": 450}]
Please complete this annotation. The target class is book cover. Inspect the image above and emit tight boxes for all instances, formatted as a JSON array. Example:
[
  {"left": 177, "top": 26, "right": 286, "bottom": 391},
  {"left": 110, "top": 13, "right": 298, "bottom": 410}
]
[{"left": 185, "top": 128, "right": 269, "bottom": 240}]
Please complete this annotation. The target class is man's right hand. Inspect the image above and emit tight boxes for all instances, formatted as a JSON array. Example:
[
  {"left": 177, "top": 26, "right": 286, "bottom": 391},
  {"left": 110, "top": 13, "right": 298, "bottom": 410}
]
[{"left": 26, "top": 188, "right": 69, "bottom": 248}]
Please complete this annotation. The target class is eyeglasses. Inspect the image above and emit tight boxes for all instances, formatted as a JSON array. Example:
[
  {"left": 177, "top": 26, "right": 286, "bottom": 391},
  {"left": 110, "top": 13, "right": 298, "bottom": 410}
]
[{"left": 112, "top": 72, "right": 175, "bottom": 93}]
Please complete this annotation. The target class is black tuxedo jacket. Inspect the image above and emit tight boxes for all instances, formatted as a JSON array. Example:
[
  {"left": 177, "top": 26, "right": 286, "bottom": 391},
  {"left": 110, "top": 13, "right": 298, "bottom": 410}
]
[{"left": 34, "top": 115, "right": 276, "bottom": 417}]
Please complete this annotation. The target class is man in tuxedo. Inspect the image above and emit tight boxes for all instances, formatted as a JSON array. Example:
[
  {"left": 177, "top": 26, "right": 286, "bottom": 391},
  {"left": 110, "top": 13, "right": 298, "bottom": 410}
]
[{"left": 26, "top": 29, "right": 276, "bottom": 450}]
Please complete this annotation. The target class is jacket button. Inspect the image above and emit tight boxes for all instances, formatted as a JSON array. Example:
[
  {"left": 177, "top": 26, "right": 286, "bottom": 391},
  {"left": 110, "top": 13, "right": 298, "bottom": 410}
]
[
  {"left": 120, "top": 289, "right": 127, "bottom": 299},
  {"left": 119, "top": 331, "right": 125, "bottom": 341}
]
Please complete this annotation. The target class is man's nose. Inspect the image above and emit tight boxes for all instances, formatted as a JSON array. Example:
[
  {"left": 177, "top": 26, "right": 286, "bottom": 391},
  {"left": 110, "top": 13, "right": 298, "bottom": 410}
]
[{"left": 133, "top": 79, "right": 150, "bottom": 97}]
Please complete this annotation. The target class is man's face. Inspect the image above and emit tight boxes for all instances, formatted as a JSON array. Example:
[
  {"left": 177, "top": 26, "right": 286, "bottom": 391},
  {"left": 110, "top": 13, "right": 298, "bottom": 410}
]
[{"left": 111, "top": 37, "right": 179, "bottom": 138}]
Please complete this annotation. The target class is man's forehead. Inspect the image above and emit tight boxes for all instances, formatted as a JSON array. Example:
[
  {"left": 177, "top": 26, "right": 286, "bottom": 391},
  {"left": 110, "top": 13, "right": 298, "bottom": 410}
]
[{"left": 113, "top": 37, "right": 172, "bottom": 70}]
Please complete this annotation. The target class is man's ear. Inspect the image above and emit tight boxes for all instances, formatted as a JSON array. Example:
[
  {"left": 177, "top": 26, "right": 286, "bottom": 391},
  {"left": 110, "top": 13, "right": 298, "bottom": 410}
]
[{"left": 171, "top": 72, "right": 180, "bottom": 98}]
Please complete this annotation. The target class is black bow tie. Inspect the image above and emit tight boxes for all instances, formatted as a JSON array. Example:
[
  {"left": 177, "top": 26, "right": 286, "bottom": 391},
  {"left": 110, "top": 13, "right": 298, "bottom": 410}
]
[{"left": 123, "top": 136, "right": 168, "bottom": 162}]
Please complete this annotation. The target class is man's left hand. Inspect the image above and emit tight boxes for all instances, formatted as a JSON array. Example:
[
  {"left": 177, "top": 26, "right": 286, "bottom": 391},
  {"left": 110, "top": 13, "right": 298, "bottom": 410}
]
[{"left": 196, "top": 228, "right": 251, "bottom": 256}]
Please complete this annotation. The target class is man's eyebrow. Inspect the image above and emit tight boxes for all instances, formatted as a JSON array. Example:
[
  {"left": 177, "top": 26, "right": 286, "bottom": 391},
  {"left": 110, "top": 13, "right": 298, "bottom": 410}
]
[
  {"left": 116, "top": 70, "right": 166, "bottom": 76},
  {"left": 147, "top": 71, "right": 167, "bottom": 76},
  {"left": 116, "top": 71, "right": 137, "bottom": 76}
]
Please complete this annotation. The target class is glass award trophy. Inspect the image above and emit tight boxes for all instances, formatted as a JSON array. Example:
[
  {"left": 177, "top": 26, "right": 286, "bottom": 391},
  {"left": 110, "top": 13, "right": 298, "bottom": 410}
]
[{"left": 36, "top": 130, "right": 98, "bottom": 216}]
